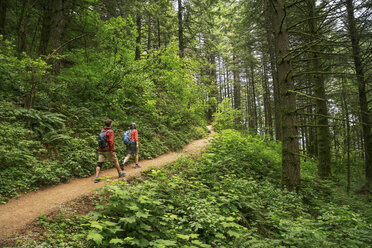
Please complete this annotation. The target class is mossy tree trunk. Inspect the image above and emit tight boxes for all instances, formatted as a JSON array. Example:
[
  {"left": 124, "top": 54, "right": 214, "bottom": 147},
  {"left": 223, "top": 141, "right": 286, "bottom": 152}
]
[
  {"left": 345, "top": 0, "right": 372, "bottom": 186},
  {"left": 38, "top": 0, "right": 54, "bottom": 55},
  {"left": 249, "top": 65, "right": 258, "bottom": 134},
  {"left": 265, "top": 0, "right": 281, "bottom": 141},
  {"left": 178, "top": 0, "right": 184, "bottom": 58},
  {"left": 135, "top": 13, "right": 142, "bottom": 60},
  {"left": 0, "top": 0, "right": 7, "bottom": 35},
  {"left": 306, "top": 0, "right": 331, "bottom": 179},
  {"left": 271, "top": 0, "right": 301, "bottom": 191},
  {"left": 233, "top": 55, "right": 241, "bottom": 111},
  {"left": 262, "top": 51, "right": 273, "bottom": 137}
]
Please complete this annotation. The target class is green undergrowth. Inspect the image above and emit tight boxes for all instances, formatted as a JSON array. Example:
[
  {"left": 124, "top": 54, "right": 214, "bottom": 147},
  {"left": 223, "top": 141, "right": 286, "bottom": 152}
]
[
  {"left": 9, "top": 129, "right": 372, "bottom": 247},
  {"left": 0, "top": 101, "right": 207, "bottom": 203}
]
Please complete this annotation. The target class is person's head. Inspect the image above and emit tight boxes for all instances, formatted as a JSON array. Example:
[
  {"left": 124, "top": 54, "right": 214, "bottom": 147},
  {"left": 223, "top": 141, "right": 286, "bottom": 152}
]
[
  {"left": 105, "top": 119, "right": 113, "bottom": 127},
  {"left": 130, "top": 122, "right": 136, "bottom": 130}
]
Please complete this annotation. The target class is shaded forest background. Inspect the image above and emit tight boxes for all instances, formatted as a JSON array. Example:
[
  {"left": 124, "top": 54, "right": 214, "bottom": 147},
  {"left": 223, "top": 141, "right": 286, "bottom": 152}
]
[{"left": 0, "top": 0, "right": 371, "bottom": 202}]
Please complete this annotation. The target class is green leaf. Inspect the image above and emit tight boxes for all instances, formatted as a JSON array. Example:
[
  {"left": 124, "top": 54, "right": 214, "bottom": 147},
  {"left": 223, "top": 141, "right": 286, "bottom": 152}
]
[
  {"left": 176, "top": 234, "right": 190, "bottom": 240},
  {"left": 153, "top": 239, "right": 177, "bottom": 247},
  {"left": 128, "top": 205, "right": 139, "bottom": 211},
  {"left": 110, "top": 238, "right": 124, "bottom": 244},
  {"left": 91, "top": 222, "right": 103, "bottom": 231},
  {"left": 87, "top": 231, "right": 103, "bottom": 245},
  {"left": 227, "top": 230, "right": 241, "bottom": 238},
  {"left": 189, "top": 234, "right": 199, "bottom": 239},
  {"left": 215, "top": 232, "right": 226, "bottom": 239},
  {"left": 136, "top": 211, "right": 150, "bottom": 218},
  {"left": 140, "top": 223, "right": 152, "bottom": 231},
  {"left": 120, "top": 216, "right": 136, "bottom": 223},
  {"left": 104, "top": 221, "right": 118, "bottom": 227}
]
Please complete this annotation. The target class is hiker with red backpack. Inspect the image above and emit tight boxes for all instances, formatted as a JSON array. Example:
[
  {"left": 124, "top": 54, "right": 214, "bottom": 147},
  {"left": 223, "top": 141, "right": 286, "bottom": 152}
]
[
  {"left": 95, "top": 119, "right": 126, "bottom": 183},
  {"left": 122, "top": 122, "right": 141, "bottom": 169}
]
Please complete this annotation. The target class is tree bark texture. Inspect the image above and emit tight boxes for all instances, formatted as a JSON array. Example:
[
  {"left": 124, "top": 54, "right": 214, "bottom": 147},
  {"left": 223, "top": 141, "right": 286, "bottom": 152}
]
[
  {"left": 50, "top": 0, "right": 66, "bottom": 72},
  {"left": 249, "top": 65, "right": 258, "bottom": 134},
  {"left": 135, "top": 14, "right": 142, "bottom": 60},
  {"left": 307, "top": 0, "right": 331, "bottom": 178},
  {"left": 341, "top": 79, "right": 351, "bottom": 193},
  {"left": 157, "top": 18, "right": 161, "bottom": 48},
  {"left": 307, "top": 88, "right": 317, "bottom": 157},
  {"left": 147, "top": 13, "right": 151, "bottom": 51},
  {"left": 345, "top": 0, "right": 372, "bottom": 186},
  {"left": 0, "top": 0, "right": 7, "bottom": 34},
  {"left": 207, "top": 50, "right": 218, "bottom": 122},
  {"left": 38, "top": 0, "right": 54, "bottom": 55},
  {"left": 17, "top": 0, "right": 29, "bottom": 53},
  {"left": 178, "top": 0, "right": 184, "bottom": 57},
  {"left": 265, "top": 0, "right": 281, "bottom": 140},
  {"left": 233, "top": 55, "right": 241, "bottom": 111},
  {"left": 271, "top": 0, "right": 301, "bottom": 191},
  {"left": 262, "top": 51, "right": 273, "bottom": 137}
]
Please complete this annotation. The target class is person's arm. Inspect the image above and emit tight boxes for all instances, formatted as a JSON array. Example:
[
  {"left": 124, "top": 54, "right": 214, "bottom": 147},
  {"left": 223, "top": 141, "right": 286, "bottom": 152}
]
[{"left": 134, "top": 130, "right": 139, "bottom": 148}]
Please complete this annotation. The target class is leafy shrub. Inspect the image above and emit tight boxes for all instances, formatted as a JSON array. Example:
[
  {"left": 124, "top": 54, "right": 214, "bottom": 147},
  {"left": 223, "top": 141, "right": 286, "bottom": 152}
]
[
  {"left": 212, "top": 99, "right": 243, "bottom": 132},
  {"left": 12, "top": 128, "right": 372, "bottom": 247},
  {"left": 203, "top": 129, "right": 282, "bottom": 182},
  {"left": 76, "top": 129, "right": 371, "bottom": 247}
]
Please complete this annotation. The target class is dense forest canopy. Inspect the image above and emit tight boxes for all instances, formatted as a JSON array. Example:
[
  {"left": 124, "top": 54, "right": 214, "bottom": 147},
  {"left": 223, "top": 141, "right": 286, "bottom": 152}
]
[{"left": 2, "top": 0, "right": 371, "bottom": 191}]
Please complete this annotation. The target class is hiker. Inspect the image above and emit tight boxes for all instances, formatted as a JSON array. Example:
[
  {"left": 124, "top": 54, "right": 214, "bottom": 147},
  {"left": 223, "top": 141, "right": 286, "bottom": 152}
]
[
  {"left": 95, "top": 119, "right": 126, "bottom": 183},
  {"left": 122, "top": 122, "right": 141, "bottom": 169}
]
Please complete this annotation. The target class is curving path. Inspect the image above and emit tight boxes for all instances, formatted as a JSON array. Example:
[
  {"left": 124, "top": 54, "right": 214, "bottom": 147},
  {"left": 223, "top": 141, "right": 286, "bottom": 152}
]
[{"left": 0, "top": 126, "right": 214, "bottom": 239}]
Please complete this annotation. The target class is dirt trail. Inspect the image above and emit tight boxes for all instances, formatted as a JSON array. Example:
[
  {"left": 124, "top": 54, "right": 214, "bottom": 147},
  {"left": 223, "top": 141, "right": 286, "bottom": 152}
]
[{"left": 0, "top": 126, "right": 214, "bottom": 239}]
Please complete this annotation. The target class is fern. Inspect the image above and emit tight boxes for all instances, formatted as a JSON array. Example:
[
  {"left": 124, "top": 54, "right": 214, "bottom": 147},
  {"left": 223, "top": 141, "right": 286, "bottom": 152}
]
[
  {"left": 43, "top": 131, "right": 70, "bottom": 145},
  {"left": 16, "top": 109, "right": 67, "bottom": 138}
]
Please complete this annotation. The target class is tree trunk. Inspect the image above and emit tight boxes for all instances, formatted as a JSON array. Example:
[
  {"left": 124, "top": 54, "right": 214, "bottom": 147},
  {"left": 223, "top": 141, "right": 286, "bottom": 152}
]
[
  {"left": 135, "top": 14, "right": 142, "bottom": 60},
  {"left": 0, "top": 0, "right": 7, "bottom": 34},
  {"left": 207, "top": 51, "right": 218, "bottom": 122},
  {"left": 157, "top": 18, "right": 161, "bottom": 48},
  {"left": 307, "top": 90, "right": 317, "bottom": 157},
  {"left": 17, "top": 0, "right": 29, "bottom": 53},
  {"left": 245, "top": 73, "right": 251, "bottom": 130},
  {"left": 345, "top": 0, "right": 372, "bottom": 186},
  {"left": 307, "top": 0, "right": 331, "bottom": 178},
  {"left": 218, "top": 56, "right": 223, "bottom": 103},
  {"left": 147, "top": 13, "right": 151, "bottom": 51},
  {"left": 271, "top": 0, "right": 300, "bottom": 191},
  {"left": 25, "top": 68, "right": 40, "bottom": 110},
  {"left": 233, "top": 56, "right": 241, "bottom": 110},
  {"left": 302, "top": 113, "right": 309, "bottom": 157},
  {"left": 226, "top": 68, "right": 230, "bottom": 100},
  {"left": 265, "top": 0, "right": 281, "bottom": 140},
  {"left": 38, "top": 0, "right": 54, "bottom": 55},
  {"left": 262, "top": 51, "right": 273, "bottom": 137},
  {"left": 250, "top": 65, "right": 258, "bottom": 134},
  {"left": 232, "top": 56, "right": 241, "bottom": 126},
  {"left": 50, "top": 0, "right": 66, "bottom": 72},
  {"left": 178, "top": 0, "right": 184, "bottom": 57},
  {"left": 341, "top": 79, "right": 351, "bottom": 193}
]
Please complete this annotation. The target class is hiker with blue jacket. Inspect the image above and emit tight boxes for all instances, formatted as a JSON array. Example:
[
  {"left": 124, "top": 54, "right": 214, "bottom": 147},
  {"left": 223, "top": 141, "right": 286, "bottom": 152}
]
[
  {"left": 122, "top": 122, "right": 141, "bottom": 169},
  {"left": 95, "top": 119, "right": 126, "bottom": 183}
]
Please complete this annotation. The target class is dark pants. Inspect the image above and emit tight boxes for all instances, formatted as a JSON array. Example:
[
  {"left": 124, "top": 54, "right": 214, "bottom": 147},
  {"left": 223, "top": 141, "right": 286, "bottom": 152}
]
[{"left": 126, "top": 142, "right": 138, "bottom": 154}]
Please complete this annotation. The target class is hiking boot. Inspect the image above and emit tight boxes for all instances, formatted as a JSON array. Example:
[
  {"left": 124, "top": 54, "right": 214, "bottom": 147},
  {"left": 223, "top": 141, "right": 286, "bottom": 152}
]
[
  {"left": 94, "top": 177, "right": 101, "bottom": 183},
  {"left": 134, "top": 164, "right": 142, "bottom": 169},
  {"left": 119, "top": 171, "right": 126, "bottom": 178}
]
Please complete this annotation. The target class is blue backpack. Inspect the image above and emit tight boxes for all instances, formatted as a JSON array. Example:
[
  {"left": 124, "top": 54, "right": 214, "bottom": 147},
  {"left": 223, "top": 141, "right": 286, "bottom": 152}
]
[
  {"left": 98, "top": 129, "right": 111, "bottom": 149},
  {"left": 123, "top": 130, "right": 134, "bottom": 145}
]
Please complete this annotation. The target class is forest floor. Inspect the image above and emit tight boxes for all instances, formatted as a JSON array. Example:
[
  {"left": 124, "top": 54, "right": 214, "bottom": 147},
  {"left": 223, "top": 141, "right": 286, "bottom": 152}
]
[{"left": 0, "top": 126, "right": 214, "bottom": 241}]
